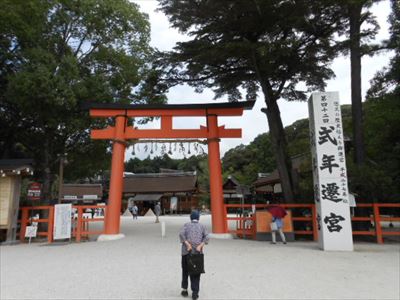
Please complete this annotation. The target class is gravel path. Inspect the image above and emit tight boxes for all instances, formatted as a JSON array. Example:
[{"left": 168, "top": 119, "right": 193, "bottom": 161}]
[{"left": 1, "top": 215, "right": 399, "bottom": 300}]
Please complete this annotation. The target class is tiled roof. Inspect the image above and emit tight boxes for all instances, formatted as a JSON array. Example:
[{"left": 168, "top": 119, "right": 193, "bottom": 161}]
[
  {"left": 123, "top": 173, "right": 197, "bottom": 193},
  {"left": 253, "top": 170, "right": 280, "bottom": 186},
  {"left": 0, "top": 159, "right": 34, "bottom": 176}
]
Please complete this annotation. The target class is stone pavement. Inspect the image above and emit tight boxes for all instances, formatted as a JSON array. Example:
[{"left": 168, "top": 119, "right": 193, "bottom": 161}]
[{"left": 1, "top": 215, "right": 399, "bottom": 300}]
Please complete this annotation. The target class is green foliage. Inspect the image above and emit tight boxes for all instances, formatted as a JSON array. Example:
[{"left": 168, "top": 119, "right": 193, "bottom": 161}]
[
  {"left": 124, "top": 91, "right": 399, "bottom": 203},
  {"left": 286, "top": 119, "right": 312, "bottom": 156},
  {"left": 0, "top": 0, "right": 167, "bottom": 193},
  {"left": 158, "top": 0, "right": 347, "bottom": 202},
  {"left": 222, "top": 135, "right": 276, "bottom": 186},
  {"left": 335, "top": 0, "right": 381, "bottom": 56},
  {"left": 158, "top": 0, "right": 344, "bottom": 100},
  {"left": 351, "top": 0, "right": 400, "bottom": 201},
  {"left": 354, "top": 93, "right": 400, "bottom": 201},
  {"left": 367, "top": 0, "right": 399, "bottom": 98},
  {"left": 221, "top": 97, "right": 400, "bottom": 202}
]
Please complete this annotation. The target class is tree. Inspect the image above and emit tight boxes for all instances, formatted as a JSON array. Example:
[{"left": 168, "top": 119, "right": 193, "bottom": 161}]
[
  {"left": 0, "top": 0, "right": 167, "bottom": 200},
  {"left": 157, "top": 0, "right": 344, "bottom": 202},
  {"left": 222, "top": 134, "right": 277, "bottom": 186},
  {"left": 367, "top": 0, "right": 399, "bottom": 98},
  {"left": 337, "top": 0, "right": 381, "bottom": 166}
]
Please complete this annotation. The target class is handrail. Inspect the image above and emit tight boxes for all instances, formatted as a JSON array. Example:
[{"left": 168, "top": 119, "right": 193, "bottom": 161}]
[
  {"left": 223, "top": 202, "right": 400, "bottom": 244},
  {"left": 19, "top": 206, "right": 54, "bottom": 243},
  {"left": 18, "top": 204, "right": 106, "bottom": 243}
]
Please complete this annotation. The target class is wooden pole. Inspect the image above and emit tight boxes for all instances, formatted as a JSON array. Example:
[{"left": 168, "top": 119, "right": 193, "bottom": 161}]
[
  {"left": 104, "top": 115, "right": 127, "bottom": 235},
  {"left": 207, "top": 115, "right": 226, "bottom": 233}
]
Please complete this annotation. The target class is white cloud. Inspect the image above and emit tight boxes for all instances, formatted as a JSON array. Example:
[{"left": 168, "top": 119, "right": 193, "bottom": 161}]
[{"left": 129, "top": 0, "right": 393, "bottom": 161}]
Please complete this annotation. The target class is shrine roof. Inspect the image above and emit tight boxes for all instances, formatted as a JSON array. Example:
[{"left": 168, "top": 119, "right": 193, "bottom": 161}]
[
  {"left": 0, "top": 159, "right": 34, "bottom": 176},
  {"left": 123, "top": 172, "right": 198, "bottom": 193}
]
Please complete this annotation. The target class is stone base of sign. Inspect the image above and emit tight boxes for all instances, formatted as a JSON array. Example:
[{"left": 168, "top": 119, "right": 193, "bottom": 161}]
[
  {"left": 97, "top": 233, "right": 125, "bottom": 242},
  {"left": 255, "top": 232, "right": 295, "bottom": 242},
  {"left": 208, "top": 233, "right": 234, "bottom": 239}
]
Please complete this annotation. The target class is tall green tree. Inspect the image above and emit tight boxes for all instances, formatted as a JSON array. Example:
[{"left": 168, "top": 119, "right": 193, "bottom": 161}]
[
  {"left": 338, "top": 0, "right": 381, "bottom": 166},
  {"left": 0, "top": 0, "right": 167, "bottom": 200},
  {"left": 157, "top": 0, "right": 344, "bottom": 202},
  {"left": 367, "top": 0, "right": 399, "bottom": 98}
]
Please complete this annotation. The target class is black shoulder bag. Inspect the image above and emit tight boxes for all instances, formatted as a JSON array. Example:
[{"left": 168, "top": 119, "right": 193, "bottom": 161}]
[{"left": 187, "top": 250, "right": 205, "bottom": 275}]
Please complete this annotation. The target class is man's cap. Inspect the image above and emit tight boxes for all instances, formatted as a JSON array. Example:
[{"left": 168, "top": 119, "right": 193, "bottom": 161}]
[{"left": 190, "top": 210, "right": 200, "bottom": 220}]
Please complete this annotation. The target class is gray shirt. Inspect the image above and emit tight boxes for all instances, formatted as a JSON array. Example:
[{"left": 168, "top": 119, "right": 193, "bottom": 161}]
[
  {"left": 154, "top": 204, "right": 161, "bottom": 216},
  {"left": 179, "top": 220, "right": 209, "bottom": 255}
]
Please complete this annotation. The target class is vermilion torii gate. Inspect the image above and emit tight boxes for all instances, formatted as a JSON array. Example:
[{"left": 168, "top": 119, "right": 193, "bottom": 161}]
[{"left": 88, "top": 101, "right": 254, "bottom": 239}]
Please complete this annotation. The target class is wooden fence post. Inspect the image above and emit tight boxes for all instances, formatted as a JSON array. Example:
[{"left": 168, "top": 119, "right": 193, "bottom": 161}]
[
  {"left": 373, "top": 204, "right": 383, "bottom": 244},
  {"left": 312, "top": 204, "right": 318, "bottom": 241},
  {"left": 47, "top": 206, "right": 54, "bottom": 243},
  {"left": 20, "top": 207, "right": 29, "bottom": 242},
  {"left": 76, "top": 207, "right": 82, "bottom": 242}
]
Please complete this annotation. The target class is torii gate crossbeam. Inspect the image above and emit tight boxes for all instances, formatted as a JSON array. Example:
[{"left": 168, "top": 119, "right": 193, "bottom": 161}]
[{"left": 87, "top": 101, "right": 255, "bottom": 239}]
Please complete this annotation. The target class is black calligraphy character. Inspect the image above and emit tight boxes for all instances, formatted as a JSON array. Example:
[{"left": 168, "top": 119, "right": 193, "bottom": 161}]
[
  {"left": 318, "top": 126, "right": 337, "bottom": 145},
  {"left": 321, "top": 183, "right": 342, "bottom": 203},
  {"left": 324, "top": 212, "right": 345, "bottom": 232},
  {"left": 320, "top": 154, "right": 339, "bottom": 173}
]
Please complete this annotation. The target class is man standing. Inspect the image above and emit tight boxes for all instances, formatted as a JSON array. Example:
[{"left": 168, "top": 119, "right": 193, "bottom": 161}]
[
  {"left": 179, "top": 210, "right": 209, "bottom": 300},
  {"left": 154, "top": 202, "right": 161, "bottom": 223},
  {"left": 132, "top": 203, "right": 138, "bottom": 220}
]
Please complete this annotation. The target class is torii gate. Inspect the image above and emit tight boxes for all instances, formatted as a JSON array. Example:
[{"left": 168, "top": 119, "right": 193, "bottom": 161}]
[{"left": 88, "top": 101, "right": 254, "bottom": 239}]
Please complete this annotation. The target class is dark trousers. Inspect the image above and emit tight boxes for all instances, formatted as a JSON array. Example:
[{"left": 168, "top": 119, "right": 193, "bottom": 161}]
[{"left": 181, "top": 255, "right": 201, "bottom": 297}]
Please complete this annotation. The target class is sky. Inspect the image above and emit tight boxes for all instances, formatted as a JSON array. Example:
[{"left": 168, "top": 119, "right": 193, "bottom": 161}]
[{"left": 128, "top": 0, "right": 393, "bottom": 161}]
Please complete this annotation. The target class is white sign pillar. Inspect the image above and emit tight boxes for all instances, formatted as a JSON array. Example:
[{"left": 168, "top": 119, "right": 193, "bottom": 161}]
[{"left": 308, "top": 92, "right": 353, "bottom": 251}]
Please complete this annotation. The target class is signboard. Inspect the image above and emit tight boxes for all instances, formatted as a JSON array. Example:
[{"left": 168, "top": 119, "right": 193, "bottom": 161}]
[
  {"left": 0, "top": 177, "right": 12, "bottom": 227},
  {"left": 83, "top": 195, "right": 98, "bottom": 200},
  {"left": 308, "top": 92, "right": 353, "bottom": 251},
  {"left": 170, "top": 196, "right": 178, "bottom": 211},
  {"left": 27, "top": 182, "right": 41, "bottom": 201},
  {"left": 25, "top": 225, "right": 38, "bottom": 238},
  {"left": 53, "top": 204, "right": 72, "bottom": 239},
  {"left": 64, "top": 195, "right": 77, "bottom": 200}
]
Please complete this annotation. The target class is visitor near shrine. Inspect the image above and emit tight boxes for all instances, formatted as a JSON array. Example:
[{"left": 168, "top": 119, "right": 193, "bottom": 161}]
[
  {"left": 179, "top": 210, "right": 209, "bottom": 300},
  {"left": 130, "top": 203, "right": 138, "bottom": 220},
  {"left": 268, "top": 205, "right": 287, "bottom": 244},
  {"left": 154, "top": 202, "right": 161, "bottom": 223}
]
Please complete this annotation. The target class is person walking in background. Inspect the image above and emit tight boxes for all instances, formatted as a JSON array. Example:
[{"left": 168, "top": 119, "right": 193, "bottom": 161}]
[
  {"left": 179, "top": 210, "right": 209, "bottom": 300},
  {"left": 267, "top": 204, "right": 287, "bottom": 244},
  {"left": 131, "top": 203, "right": 138, "bottom": 220},
  {"left": 154, "top": 202, "right": 161, "bottom": 223}
]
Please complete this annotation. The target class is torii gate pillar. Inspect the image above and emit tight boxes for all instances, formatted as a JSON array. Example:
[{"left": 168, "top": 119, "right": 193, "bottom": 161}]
[
  {"left": 207, "top": 115, "right": 225, "bottom": 233},
  {"left": 105, "top": 115, "right": 127, "bottom": 236}
]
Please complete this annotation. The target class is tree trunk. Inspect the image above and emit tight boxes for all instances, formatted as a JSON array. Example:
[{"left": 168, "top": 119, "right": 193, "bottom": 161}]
[
  {"left": 251, "top": 51, "right": 295, "bottom": 203},
  {"left": 349, "top": 2, "right": 365, "bottom": 165},
  {"left": 41, "top": 138, "right": 52, "bottom": 204},
  {"left": 262, "top": 98, "right": 295, "bottom": 203}
]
